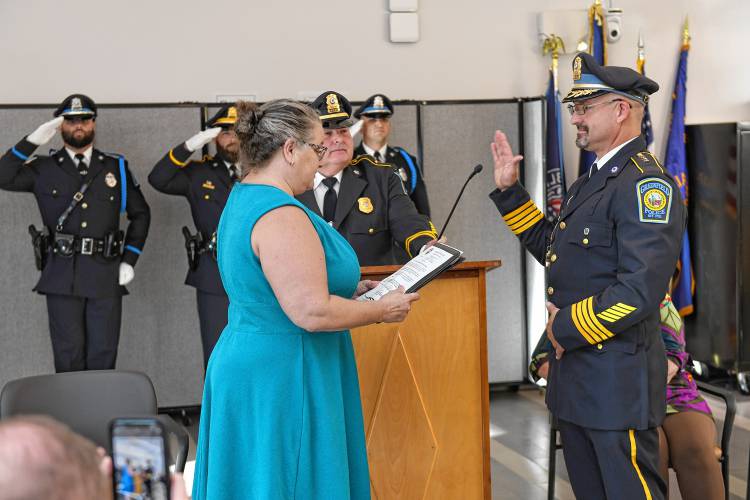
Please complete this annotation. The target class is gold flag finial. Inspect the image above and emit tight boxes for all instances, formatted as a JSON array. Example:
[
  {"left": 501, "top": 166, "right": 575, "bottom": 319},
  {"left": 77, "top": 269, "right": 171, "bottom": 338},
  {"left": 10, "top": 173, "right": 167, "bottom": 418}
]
[
  {"left": 637, "top": 29, "right": 645, "bottom": 73},
  {"left": 542, "top": 34, "right": 565, "bottom": 90},
  {"left": 682, "top": 16, "right": 690, "bottom": 49}
]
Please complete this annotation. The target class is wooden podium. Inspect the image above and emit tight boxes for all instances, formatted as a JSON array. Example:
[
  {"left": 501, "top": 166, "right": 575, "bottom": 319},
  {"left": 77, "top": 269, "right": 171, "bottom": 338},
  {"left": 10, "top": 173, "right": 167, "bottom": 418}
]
[{"left": 351, "top": 260, "right": 500, "bottom": 499}]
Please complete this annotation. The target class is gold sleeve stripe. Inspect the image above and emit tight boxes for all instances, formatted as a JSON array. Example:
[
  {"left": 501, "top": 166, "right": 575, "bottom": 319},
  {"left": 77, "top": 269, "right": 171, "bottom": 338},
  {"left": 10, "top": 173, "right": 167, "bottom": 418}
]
[
  {"left": 404, "top": 230, "right": 438, "bottom": 258},
  {"left": 505, "top": 204, "right": 536, "bottom": 225},
  {"left": 596, "top": 302, "right": 637, "bottom": 322},
  {"left": 597, "top": 311, "right": 621, "bottom": 323},
  {"left": 577, "top": 300, "right": 605, "bottom": 342},
  {"left": 169, "top": 149, "right": 188, "bottom": 167},
  {"left": 571, "top": 302, "right": 598, "bottom": 344},
  {"left": 507, "top": 209, "right": 541, "bottom": 230},
  {"left": 428, "top": 221, "right": 437, "bottom": 234},
  {"left": 510, "top": 211, "right": 544, "bottom": 235},
  {"left": 503, "top": 200, "right": 534, "bottom": 220},
  {"left": 584, "top": 297, "right": 614, "bottom": 339}
]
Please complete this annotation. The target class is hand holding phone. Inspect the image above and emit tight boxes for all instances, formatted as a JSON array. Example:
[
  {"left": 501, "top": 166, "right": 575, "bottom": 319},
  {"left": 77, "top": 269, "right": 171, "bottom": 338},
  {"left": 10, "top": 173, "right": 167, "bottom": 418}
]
[{"left": 110, "top": 418, "right": 171, "bottom": 500}]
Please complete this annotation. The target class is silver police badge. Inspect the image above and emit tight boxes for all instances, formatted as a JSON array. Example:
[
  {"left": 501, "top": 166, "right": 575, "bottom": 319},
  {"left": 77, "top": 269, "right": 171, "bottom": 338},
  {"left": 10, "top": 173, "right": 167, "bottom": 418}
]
[
  {"left": 398, "top": 167, "right": 408, "bottom": 183},
  {"left": 105, "top": 172, "right": 118, "bottom": 188},
  {"left": 71, "top": 97, "right": 83, "bottom": 112}
]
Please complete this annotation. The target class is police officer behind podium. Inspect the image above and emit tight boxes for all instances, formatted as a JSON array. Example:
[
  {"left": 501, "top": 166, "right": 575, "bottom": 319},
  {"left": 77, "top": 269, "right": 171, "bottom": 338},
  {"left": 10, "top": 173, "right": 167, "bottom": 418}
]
[
  {"left": 148, "top": 105, "right": 239, "bottom": 368},
  {"left": 296, "top": 91, "right": 436, "bottom": 266},
  {"left": 0, "top": 94, "right": 150, "bottom": 372},
  {"left": 353, "top": 94, "right": 431, "bottom": 217},
  {"left": 489, "top": 53, "right": 684, "bottom": 500}
]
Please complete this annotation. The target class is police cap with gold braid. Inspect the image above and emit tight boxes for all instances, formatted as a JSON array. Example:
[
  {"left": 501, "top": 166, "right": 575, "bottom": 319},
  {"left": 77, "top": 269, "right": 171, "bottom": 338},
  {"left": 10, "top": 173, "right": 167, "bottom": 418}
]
[
  {"left": 310, "top": 91, "right": 355, "bottom": 129},
  {"left": 562, "top": 52, "right": 659, "bottom": 104},
  {"left": 53, "top": 94, "right": 97, "bottom": 119},
  {"left": 207, "top": 105, "right": 238, "bottom": 128}
]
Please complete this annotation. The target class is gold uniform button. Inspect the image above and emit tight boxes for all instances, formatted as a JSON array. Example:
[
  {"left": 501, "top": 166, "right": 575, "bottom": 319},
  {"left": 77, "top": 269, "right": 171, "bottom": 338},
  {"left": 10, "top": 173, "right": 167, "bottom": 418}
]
[
  {"left": 582, "top": 238, "right": 589, "bottom": 245},
  {"left": 550, "top": 254, "right": 557, "bottom": 262},
  {"left": 597, "top": 344, "right": 603, "bottom": 350},
  {"left": 81, "top": 222, "right": 87, "bottom": 228},
  {"left": 368, "top": 228, "right": 374, "bottom": 234},
  {"left": 204, "top": 195, "right": 210, "bottom": 200},
  {"left": 547, "top": 287, "right": 554, "bottom": 295},
  {"left": 82, "top": 202, "right": 88, "bottom": 209},
  {"left": 559, "top": 221, "right": 566, "bottom": 230}
]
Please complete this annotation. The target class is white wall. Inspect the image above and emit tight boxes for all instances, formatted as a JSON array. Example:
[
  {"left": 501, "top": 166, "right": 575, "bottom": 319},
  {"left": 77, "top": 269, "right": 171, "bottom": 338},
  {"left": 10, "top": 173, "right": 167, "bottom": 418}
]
[{"left": 2, "top": 0, "right": 748, "bottom": 178}]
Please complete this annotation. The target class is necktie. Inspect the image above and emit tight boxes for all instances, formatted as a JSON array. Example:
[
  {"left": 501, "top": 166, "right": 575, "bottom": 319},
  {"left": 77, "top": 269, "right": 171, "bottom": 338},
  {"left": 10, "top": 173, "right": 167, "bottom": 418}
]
[
  {"left": 374, "top": 151, "right": 383, "bottom": 162},
  {"left": 322, "top": 177, "right": 338, "bottom": 223},
  {"left": 229, "top": 164, "right": 239, "bottom": 182},
  {"left": 588, "top": 162, "right": 597, "bottom": 178},
  {"left": 75, "top": 154, "right": 87, "bottom": 176}
]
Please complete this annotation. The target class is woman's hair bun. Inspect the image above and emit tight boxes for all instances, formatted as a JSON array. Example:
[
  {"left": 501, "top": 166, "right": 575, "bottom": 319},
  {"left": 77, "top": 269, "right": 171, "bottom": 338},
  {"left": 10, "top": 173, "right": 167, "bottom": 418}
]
[{"left": 235, "top": 100, "right": 262, "bottom": 138}]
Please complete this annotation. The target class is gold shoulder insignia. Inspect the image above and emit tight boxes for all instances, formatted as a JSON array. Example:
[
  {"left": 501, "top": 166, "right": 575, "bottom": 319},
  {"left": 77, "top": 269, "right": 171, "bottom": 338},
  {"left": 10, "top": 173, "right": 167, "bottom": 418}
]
[{"left": 350, "top": 154, "right": 391, "bottom": 168}]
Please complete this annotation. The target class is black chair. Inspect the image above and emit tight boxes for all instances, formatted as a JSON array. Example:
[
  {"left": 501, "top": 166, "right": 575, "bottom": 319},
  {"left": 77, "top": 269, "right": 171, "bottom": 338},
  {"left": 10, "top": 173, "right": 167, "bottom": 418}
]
[
  {"left": 0, "top": 370, "right": 188, "bottom": 472},
  {"left": 547, "top": 382, "right": 735, "bottom": 500}
]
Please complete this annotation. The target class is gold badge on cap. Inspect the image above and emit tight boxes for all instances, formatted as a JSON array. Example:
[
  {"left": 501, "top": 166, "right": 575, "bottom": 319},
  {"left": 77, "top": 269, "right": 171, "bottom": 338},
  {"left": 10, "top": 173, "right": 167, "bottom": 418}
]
[
  {"left": 71, "top": 97, "right": 83, "bottom": 112},
  {"left": 227, "top": 106, "right": 237, "bottom": 119},
  {"left": 573, "top": 56, "right": 582, "bottom": 81},
  {"left": 326, "top": 94, "right": 341, "bottom": 114},
  {"left": 105, "top": 172, "right": 118, "bottom": 188},
  {"left": 374, "top": 95, "right": 384, "bottom": 108},
  {"left": 358, "top": 197, "right": 374, "bottom": 214}
]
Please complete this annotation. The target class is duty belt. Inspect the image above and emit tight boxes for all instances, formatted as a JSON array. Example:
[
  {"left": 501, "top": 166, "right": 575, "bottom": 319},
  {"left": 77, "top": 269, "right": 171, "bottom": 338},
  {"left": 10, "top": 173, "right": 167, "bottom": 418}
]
[{"left": 52, "top": 232, "right": 123, "bottom": 257}]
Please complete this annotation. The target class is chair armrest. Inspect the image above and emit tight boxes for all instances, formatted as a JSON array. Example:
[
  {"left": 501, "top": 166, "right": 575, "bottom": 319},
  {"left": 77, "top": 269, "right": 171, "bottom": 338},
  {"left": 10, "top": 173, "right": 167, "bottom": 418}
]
[
  {"left": 157, "top": 415, "right": 189, "bottom": 473},
  {"left": 695, "top": 381, "right": 736, "bottom": 460}
]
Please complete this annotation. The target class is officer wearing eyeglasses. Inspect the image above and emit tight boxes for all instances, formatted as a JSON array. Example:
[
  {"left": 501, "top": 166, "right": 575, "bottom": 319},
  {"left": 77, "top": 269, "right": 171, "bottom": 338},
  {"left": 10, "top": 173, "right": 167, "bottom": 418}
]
[
  {"left": 0, "top": 94, "right": 151, "bottom": 372},
  {"left": 488, "top": 53, "right": 685, "bottom": 500},
  {"left": 296, "top": 91, "right": 437, "bottom": 266},
  {"left": 148, "top": 105, "right": 240, "bottom": 368}
]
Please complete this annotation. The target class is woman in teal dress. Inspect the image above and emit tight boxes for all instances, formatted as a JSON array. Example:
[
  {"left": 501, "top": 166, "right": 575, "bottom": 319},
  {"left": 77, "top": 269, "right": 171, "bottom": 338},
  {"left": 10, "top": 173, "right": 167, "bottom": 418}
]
[{"left": 192, "top": 99, "right": 420, "bottom": 500}]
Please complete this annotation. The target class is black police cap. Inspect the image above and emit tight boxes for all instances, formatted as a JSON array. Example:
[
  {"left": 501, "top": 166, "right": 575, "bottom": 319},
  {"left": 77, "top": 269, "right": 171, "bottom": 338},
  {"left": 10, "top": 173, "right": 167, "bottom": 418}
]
[
  {"left": 310, "top": 91, "right": 354, "bottom": 129},
  {"left": 207, "top": 105, "right": 238, "bottom": 128},
  {"left": 562, "top": 52, "right": 659, "bottom": 104},
  {"left": 354, "top": 94, "right": 394, "bottom": 119},
  {"left": 54, "top": 94, "right": 97, "bottom": 118}
]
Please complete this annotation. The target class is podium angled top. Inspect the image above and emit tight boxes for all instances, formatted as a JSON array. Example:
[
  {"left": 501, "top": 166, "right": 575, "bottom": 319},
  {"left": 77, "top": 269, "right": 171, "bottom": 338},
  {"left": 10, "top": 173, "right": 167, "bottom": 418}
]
[{"left": 360, "top": 259, "right": 501, "bottom": 278}]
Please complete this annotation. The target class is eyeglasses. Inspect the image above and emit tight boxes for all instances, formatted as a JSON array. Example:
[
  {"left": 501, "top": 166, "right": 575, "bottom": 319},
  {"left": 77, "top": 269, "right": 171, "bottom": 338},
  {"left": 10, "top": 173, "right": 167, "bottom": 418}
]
[
  {"left": 566, "top": 99, "right": 631, "bottom": 116},
  {"left": 304, "top": 142, "right": 328, "bottom": 161}
]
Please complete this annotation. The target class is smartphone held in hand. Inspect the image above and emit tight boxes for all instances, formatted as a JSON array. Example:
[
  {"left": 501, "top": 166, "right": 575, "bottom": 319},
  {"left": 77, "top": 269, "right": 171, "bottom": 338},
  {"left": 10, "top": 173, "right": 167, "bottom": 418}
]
[{"left": 110, "top": 417, "right": 171, "bottom": 500}]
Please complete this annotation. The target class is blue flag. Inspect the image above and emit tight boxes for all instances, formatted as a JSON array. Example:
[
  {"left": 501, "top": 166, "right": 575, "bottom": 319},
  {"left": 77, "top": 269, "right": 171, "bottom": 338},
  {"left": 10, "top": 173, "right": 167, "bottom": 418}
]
[
  {"left": 545, "top": 70, "right": 566, "bottom": 220},
  {"left": 664, "top": 40, "right": 694, "bottom": 316},
  {"left": 578, "top": 3, "right": 607, "bottom": 177}
]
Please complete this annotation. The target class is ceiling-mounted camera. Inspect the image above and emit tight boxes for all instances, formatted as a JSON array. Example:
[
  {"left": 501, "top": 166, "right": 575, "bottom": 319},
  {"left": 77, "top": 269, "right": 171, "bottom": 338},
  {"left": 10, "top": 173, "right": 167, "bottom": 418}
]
[{"left": 606, "top": 7, "right": 623, "bottom": 43}]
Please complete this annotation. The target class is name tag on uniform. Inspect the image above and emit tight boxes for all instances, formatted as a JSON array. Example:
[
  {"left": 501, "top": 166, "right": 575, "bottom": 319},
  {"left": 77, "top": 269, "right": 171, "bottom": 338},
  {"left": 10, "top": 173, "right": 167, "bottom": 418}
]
[
  {"left": 636, "top": 178, "right": 672, "bottom": 224},
  {"left": 202, "top": 180, "right": 215, "bottom": 190}
]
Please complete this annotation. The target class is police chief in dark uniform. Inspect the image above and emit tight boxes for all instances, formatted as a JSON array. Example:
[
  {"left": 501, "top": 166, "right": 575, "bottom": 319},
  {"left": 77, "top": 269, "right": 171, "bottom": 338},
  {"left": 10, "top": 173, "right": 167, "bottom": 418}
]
[
  {"left": 353, "top": 94, "right": 431, "bottom": 217},
  {"left": 148, "top": 105, "right": 239, "bottom": 368},
  {"left": 489, "top": 54, "right": 684, "bottom": 500},
  {"left": 0, "top": 94, "right": 150, "bottom": 372},
  {"left": 296, "top": 91, "right": 436, "bottom": 266}
]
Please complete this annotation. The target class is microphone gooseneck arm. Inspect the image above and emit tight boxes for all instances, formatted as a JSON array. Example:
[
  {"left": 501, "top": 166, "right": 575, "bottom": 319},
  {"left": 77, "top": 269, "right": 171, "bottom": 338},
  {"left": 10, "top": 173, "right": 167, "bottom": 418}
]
[{"left": 437, "top": 164, "right": 483, "bottom": 240}]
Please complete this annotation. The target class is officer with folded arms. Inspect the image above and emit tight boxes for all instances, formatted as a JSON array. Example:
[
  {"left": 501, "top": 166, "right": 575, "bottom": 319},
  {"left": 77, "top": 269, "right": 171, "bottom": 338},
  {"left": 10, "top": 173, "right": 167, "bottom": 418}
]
[
  {"left": 148, "top": 105, "right": 239, "bottom": 368},
  {"left": 0, "top": 94, "right": 150, "bottom": 372}
]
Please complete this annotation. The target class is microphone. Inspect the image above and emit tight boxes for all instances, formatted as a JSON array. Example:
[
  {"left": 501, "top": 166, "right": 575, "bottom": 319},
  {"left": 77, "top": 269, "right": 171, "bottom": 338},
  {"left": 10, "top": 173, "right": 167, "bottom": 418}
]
[{"left": 437, "top": 164, "right": 483, "bottom": 240}]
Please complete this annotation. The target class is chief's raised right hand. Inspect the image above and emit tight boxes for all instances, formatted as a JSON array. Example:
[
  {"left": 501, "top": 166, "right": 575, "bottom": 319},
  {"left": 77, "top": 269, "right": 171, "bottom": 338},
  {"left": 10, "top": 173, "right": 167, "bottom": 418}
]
[
  {"left": 379, "top": 286, "right": 420, "bottom": 323},
  {"left": 27, "top": 117, "right": 63, "bottom": 146},
  {"left": 185, "top": 127, "right": 222, "bottom": 152},
  {"left": 491, "top": 130, "right": 523, "bottom": 191}
]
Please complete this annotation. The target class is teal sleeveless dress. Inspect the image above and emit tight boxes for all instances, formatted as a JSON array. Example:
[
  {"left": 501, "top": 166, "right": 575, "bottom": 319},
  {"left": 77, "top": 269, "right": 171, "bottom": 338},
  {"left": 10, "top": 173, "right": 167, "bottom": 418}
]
[{"left": 192, "top": 184, "right": 370, "bottom": 500}]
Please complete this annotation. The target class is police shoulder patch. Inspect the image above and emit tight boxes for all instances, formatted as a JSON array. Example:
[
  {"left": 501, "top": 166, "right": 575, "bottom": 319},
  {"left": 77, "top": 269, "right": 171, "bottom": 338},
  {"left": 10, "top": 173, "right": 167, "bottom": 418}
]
[{"left": 636, "top": 177, "right": 672, "bottom": 224}]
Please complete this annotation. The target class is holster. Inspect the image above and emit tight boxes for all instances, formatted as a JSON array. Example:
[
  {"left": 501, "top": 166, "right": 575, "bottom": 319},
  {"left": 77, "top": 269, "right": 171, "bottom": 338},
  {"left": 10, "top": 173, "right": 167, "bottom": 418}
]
[
  {"left": 182, "top": 226, "right": 202, "bottom": 271},
  {"left": 28, "top": 225, "right": 50, "bottom": 271},
  {"left": 102, "top": 231, "right": 124, "bottom": 259}
]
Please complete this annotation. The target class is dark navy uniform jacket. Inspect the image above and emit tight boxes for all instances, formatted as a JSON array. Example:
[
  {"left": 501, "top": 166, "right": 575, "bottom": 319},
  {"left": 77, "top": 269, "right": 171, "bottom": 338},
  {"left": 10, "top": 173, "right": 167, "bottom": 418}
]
[
  {"left": 297, "top": 154, "right": 437, "bottom": 267},
  {"left": 490, "top": 137, "right": 685, "bottom": 430},
  {"left": 0, "top": 137, "right": 150, "bottom": 298},
  {"left": 353, "top": 144, "right": 431, "bottom": 217},
  {"left": 148, "top": 142, "right": 232, "bottom": 296}
]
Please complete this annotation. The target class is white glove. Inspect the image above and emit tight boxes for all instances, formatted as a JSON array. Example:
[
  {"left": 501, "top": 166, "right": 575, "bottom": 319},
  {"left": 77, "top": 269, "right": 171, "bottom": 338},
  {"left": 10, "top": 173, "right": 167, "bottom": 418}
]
[
  {"left": 185, "top": 127, "right": 222, "bottom": 152},
  {"left": 118, "top": 263, "right": 135, "bottom": 286},
  {"left": 27, "top": 117, "right": 63, "bottom": 146},
  {"left": 348, "top": 119, "right": 363, "bottom": 138}
]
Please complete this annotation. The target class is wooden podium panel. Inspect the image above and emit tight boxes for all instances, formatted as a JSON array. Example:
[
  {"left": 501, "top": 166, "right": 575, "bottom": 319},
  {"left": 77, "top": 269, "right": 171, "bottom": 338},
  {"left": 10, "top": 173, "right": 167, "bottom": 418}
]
[{"left": 352, "top": 261, "right": 499, "bottom": 499}]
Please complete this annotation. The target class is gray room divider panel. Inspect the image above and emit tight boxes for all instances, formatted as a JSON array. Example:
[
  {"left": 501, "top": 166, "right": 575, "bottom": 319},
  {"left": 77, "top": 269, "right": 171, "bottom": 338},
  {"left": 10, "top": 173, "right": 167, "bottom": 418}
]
[
  {"left": 0, "top": 106, "right": 207, "bottom": 407},
  {"left": 420, "top": 102, "right": 526, "bottom": 383}
]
